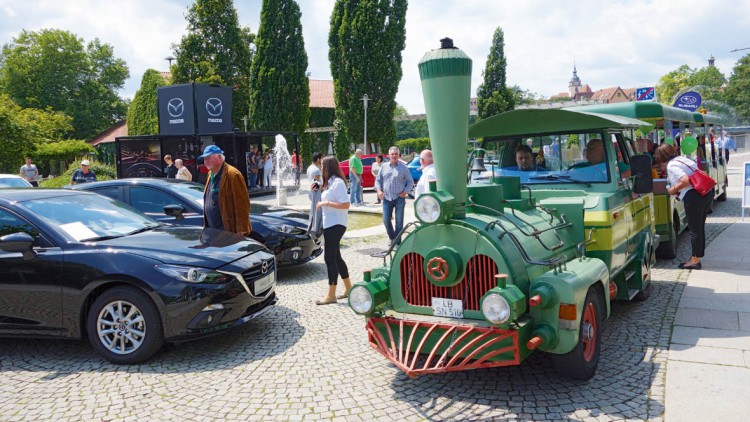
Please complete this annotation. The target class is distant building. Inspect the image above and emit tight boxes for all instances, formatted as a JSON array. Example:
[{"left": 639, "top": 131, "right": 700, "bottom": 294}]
[
  {"left": 550, "top": 64, "right": 593, "bottom": 101},
  {"left": 591, "top": 86, "right": 629, "bottom": 103}
]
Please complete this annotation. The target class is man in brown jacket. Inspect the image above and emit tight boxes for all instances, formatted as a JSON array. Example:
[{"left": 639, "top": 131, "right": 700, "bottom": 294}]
[{"left": 199, "top": 145, "right": 252, "bottom": 236}]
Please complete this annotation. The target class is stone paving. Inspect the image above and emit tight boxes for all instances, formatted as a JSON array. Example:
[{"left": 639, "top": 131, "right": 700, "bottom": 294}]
[{"left": 0, "top": 164, "right": 746, "bottom": 421}]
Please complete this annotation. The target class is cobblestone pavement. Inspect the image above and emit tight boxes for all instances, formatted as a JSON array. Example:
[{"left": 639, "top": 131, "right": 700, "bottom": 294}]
[{"left": 0, "top": 167, "right": 745, "bottom": 421}]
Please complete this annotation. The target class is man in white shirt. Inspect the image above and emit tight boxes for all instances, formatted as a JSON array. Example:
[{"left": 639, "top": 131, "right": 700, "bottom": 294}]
[
  {"left": 414, "top": 149, "right": 436, "bottom": 198},
  {"left": 19, "top": 157, "right": 39, "bottom": 187}
]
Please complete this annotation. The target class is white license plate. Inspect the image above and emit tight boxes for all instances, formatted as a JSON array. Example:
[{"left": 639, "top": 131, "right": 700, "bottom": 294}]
[
  {"left": 254, "top": 273, "right": 274, "bottom": 293},
  {"left": 431, "top": 297, "right": 464, "bottom": 319}
]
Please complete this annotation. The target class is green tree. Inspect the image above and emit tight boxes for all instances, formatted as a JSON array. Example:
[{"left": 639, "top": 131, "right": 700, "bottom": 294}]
[
  {"left": 509, "top": 85, "right": 543, "bottom": 106},
  {"left": 0, "top": 29, "right": 129, "bottom": 139},
  {"left": 0, "top": 93, "right": 74, "bottom": 172},
  {"left": 329, "top": 0, "right": 407, "bottom": 153},
  {"left": 656, "top": 65, "right": 694, "bottom": 104},
  {"left": 476, "top": 27, "right": 515, "bottom": 119},
  {"left": 126, "top": 69, "right": 167, "bottom": 136},
  {"left": 690, "top": 66, "right": 726, "bottom": 103},
  {"left": 248, "top": 0, "right": 310, "bottom": 141},
  {"left": 172, "top": 0, "right": 254, "bottom": 126},
  {"left": 725, "top": 54, "right": 750, "bottom": 124}
]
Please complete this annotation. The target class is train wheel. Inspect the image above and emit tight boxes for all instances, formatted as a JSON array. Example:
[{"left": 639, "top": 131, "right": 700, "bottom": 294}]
[
  {"left": 551, "top": 286, "right": 603, "bottom": 380},
  {"left": 716, "top": 176, "right": 728, "bottom": 202},
  {"left": 635, "top": 234, "right": 653, "bottom": 301},
  {"left": 656, "top": 214, "right": 679, "bottom": 259}
]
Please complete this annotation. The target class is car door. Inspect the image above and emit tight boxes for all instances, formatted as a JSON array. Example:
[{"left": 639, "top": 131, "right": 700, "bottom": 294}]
[
  {"left": 126, "top": 186, "right": 203, "bottom": 225},
  {"left": 0, "top": 207, "right": 64, "bottom": 336}
]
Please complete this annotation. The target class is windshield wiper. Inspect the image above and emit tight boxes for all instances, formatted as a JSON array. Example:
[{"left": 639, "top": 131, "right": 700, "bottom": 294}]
[
  {"left": 80, "top": 225, "right": 160, "bottom": 242},
  {"left": 124, "top": 225, "right": 161, "bottom": 236},
  {"left": 529, "top": 174, "right": 592, "bottom": 186}
]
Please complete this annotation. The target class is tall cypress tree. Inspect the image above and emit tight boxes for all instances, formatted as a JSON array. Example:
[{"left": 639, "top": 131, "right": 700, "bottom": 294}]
[
  {"left": 172, "top": 0, "right": 254, "bottom": 126},
  {"left": 477, "top": 27, "right": 515, "bottom": 120},
  {"left": 329, "top": 0, "right": 407, "bottom": 157},
  {"left": 126, "top": 69, "right": 167, "bottom": 136},
  {"left": 248, "top": 0, "right": 310, "bottom": 140}
]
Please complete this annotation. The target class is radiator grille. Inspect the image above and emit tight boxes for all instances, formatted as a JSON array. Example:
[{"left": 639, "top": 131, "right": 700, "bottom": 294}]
[{"left": 400, "top": 253, "right": 499, "bottom": 311}]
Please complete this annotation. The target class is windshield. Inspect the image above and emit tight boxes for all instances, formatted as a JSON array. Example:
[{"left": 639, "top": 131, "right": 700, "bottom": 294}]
[
  {"left": 0, "top": 177, "right": 32, "bottom": 188},
  {"left": 170, "top": 181, "right": 206, "bottom": 206},
  {"left": 18, "top": 194, "right": 160, "bottom": 242},
  {"left": 475, "top": 132, "right": 611, "bottom": 185}
]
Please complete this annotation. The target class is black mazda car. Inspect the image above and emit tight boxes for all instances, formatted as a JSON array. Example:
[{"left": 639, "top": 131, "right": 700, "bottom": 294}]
[
  {"left": 70, "top": 179, "right": 322, "bottom": 267},
  {"left": 0, "top": 189, "right": 277, "bottom": 364}
]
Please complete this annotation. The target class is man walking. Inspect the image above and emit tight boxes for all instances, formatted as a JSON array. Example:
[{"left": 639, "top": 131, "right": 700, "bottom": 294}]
[
  {"left": 349, "top": 149, "right": 364, "bottom": 206},
  {"left": 164, "top": 155, "right": 177, "bottom": 178},
  {"left": 375, "top": 146, "right": 413, "bottom": 245},
  {"left": 199, "top": 145, "right": 252, "bottom": 236},
  {"left": 719, "top": 131, "right": 737, "bottom": 163},
  {"left": 19, "top": 157, "right": 39, "bottom": 187}
]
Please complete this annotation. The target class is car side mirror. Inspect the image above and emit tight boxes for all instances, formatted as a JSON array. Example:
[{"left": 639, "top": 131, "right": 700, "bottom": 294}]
[
  {"left": 164, "top": 204, "right": 185, "bottom": 220},
  {"left": 630, "top": 155, "right": 653, "bottom": 194},
  {"left": 0, "top": 232, "right": 37, "bottom": 260}
]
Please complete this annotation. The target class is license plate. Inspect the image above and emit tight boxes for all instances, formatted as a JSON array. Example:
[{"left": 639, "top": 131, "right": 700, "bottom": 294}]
[
  {"left": 431, "top": 297, "right": 463, "bottom": 319},
  {"left": 254, "top": 273, "right": 274, "bottom": 294}
]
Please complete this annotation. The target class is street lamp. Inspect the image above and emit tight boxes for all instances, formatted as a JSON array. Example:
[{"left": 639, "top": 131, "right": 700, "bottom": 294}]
[
  {"left": 361, "top": 94, "right": 372, "bottom": 154},
  {"left": 165, "top": 55, "right": 175, "bottom": 67}
]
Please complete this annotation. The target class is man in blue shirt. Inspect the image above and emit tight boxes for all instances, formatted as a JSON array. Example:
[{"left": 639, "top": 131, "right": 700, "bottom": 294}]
[
  {"left": 504, "top": 145, "right": 546, "bottom": 171},
  {"left": 375, "top": 146, "right": 413, "bottom": 246}
]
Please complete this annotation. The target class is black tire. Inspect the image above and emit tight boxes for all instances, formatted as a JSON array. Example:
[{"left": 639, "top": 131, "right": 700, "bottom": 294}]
[
  {"left": 552, "top": 286, "right": 603, "bottom": 380},
  {"left": 656, "top": 214, "right": 679, "bottom": 259},
  {"left": 86, "top": 286, "right": 164, "bottom": 364},
  {"left": 634, "top": 234, "right": 654, "bottom": 301}
]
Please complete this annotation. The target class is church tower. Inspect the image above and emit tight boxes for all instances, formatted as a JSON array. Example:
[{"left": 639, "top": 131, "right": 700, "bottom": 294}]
[{"left": 568, "top": 63, "right": 582, "bottom": 98}]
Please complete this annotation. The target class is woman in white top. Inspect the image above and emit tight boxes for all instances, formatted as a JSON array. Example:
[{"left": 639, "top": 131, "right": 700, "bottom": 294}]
[
  {"left": 313, "top": 155, "right": 351, "bottom": 305},
  {"left": 654, "top": 143, "right": 713, "bottom": 270},
  {"left": 174, "top": 159, "right": 192, "bottom": 181},
  {"left": 263, "top": 150, "right": 274, "bottom": 188},
  {"left": 371, "top": 154, "right": 383, "bottom": 204}
]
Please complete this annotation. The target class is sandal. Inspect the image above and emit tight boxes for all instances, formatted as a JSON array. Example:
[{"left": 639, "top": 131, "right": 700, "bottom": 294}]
[
  {"left": 337, "top": 291, "right": 349, "bottom": 300},
  {"left": 315, "top": 297, "right": 337, "bottom": 305}
]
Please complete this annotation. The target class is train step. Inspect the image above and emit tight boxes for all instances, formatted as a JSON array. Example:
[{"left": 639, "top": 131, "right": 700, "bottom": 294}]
[
  {"left": 624, "top": 269, "right": 636, "bottom": 281},
  {"left": 627, "top": 288, "right": 639, "bottom": 300}
]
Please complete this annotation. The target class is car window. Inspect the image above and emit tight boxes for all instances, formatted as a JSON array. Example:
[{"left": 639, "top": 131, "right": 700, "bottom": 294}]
[
  {"left": 362, "top": 158, "right": 376, "bottom": 166},
  {"left": 89, "top": 186, "right": 123, "bottom": 202},
  {"left": 130, "top": 187, "right": 193, "bottom": 214},
  {"left": 0, "top": 208, "right": 44, "bottom": 247}
]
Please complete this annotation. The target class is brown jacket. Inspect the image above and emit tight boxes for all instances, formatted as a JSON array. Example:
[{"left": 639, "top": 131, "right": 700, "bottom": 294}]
[{"left": 204, "top": 162, "right": 252, "bottom": 235}]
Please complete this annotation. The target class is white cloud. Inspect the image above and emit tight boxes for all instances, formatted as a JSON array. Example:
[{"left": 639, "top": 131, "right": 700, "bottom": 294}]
[{"left": 1, "top": 0, "right": 746, "bottom": 115}]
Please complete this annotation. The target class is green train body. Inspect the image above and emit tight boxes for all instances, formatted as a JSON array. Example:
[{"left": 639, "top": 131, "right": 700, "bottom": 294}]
[{"left": 348, "top": 39, "right": 657, "bottom": 380}]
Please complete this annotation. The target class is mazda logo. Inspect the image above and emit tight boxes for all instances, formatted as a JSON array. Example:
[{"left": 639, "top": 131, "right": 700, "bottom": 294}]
[
  {"left": 206, "top": 98, "right": 223, "bottom": 116},
  {"left": 167, "top": 98, "right": 184, "bottom": 117},
  {"left": 261, "top": 260, "right": 269, "bottom": 274}
]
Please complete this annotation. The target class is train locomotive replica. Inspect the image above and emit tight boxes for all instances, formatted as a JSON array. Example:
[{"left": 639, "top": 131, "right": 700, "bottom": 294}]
[{"left": 347, "top": 39, "right": 658, "bottom": 380}]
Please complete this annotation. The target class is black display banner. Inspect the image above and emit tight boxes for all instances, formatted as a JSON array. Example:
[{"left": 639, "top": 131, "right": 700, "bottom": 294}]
[
  {"left": 157, "top": 84, "right": 196, "bottom": 135},
  {"left": 195, "top": 85, "right": 233, "bottom": 134}
]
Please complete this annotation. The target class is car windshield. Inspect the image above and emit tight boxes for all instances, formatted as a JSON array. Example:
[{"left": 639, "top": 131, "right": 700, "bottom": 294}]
[
  {"left": 0, "top": 177, "right": 32, "bottom": 188},
  {"left": 168, "top": 181, "right": 206, "bottom": 206},
  {"left": 18, "top": 194, "right": 160, "bottom": 242},
  {"left": 475, "top": 132, "right": 611, "bottom": 185}
]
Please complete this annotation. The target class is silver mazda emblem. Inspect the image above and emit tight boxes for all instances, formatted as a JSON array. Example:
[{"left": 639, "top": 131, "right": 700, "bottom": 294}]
[
  {"left": 261, "top": 260, "right": 269, "bottom": 274},
  {"left": 206, "top": 98, "right": 223, "bottom": 116},
  {"left": 167, "top": 98, "right": 184, "bottom": 117}
]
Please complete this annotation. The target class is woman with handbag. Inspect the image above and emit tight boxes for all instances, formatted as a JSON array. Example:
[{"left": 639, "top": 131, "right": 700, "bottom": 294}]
[{"left": 654, "top": 144, "right": 715, "bottom": 270}]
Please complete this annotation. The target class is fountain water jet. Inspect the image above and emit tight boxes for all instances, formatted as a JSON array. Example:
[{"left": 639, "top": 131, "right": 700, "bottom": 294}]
[{"left": 273, "top": 134, "right": 294, "bottom": 206}]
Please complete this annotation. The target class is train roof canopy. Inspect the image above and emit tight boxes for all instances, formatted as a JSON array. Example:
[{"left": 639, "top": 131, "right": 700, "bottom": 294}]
[
  {"left": 692, "top": 112, "right": 725, "bottom": 125},
  {"left": 564, "top": 102, "right": 696, "bottom": 123},
  {"left": 468, "top": 108, "right": 648, "bottom": 139}
]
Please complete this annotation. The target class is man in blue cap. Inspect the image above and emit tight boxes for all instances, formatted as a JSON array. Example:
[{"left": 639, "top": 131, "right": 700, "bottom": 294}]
[{"left": 199, "top": 145, "right": 252, "bottom": 235}]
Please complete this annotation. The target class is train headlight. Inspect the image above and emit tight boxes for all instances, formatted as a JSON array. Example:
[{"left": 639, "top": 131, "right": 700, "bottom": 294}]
[
  {"left": 415, "top": 195, "right": 441, "bottom": 223},
  {"left": 349, "top": 286, "right": 373, "bottom": 314},
  {"left": 348, "top": 279, "right": 390, "bottom": 316},
  {"left": 481, "top": 293, "right": 511, "bottom": 324}
]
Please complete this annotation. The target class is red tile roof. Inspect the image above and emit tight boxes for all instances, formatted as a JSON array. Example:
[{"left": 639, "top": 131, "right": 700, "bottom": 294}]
[
  {"left": 309, "top": 79, "right": 335, "bottom": 108},
  {"left": 89, "top": 121, "right": 127, "bottom": 146}
]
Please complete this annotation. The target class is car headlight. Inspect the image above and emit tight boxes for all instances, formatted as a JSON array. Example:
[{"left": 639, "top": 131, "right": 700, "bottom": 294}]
[
  {"left": 275, "top": 224, "right": 305, "bottom": 235},
  {"left": 349, "top": 285, "right": 373, "bottom": 314},
  {"left": 415, "top": 195, "right": 441, "bottom": 224},
  {"left": 155, "top": 264, "right": 233, "bottom": 284},
  {"left": 481, "top": 293, "right": 511, "bottom": 324}
]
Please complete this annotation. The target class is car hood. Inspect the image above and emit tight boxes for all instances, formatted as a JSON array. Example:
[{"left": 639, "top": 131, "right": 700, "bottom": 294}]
[
  {"left": 93, "top": 226, "right": 268, "bottom": 269},
  {"left": 251, "top": 205, "right": 310, "bottom": 227}
]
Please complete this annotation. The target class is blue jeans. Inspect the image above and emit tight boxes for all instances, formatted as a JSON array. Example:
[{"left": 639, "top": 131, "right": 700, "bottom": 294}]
[
  {"left": 382, "top": 196, "right": 405, "bottom": 243},
  {"left": 349, "top": 172, "right": 362, "bottom": 204},
  {"left": 249, "top": 172, "right": 257, "bottom": 188}
]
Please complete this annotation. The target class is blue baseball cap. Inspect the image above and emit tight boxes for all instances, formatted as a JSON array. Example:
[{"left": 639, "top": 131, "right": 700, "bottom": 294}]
[{"left": 198, "top": 145, "right": 223, "bottom": 159}]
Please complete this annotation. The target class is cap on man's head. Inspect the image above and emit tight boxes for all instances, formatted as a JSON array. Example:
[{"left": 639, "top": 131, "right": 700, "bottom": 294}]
[
  {"left": 80, "top": 160, "right": 90, "bottom": 166},
  {"left": 198, "top": 145, "right": 223, "bottom": 159}
]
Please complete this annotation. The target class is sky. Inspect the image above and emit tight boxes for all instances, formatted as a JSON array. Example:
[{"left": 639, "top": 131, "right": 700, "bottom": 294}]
[{"left": 1, "top": 0, "right": 748, "bottom": 115}]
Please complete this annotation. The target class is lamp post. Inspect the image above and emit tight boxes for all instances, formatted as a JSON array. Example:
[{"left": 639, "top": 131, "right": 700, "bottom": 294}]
[
  {"left": 361, "top": 94, "right": 371, "bottom": 154},
  {"left": 165, "top": 55, "right": 175, "bottom": 67}
]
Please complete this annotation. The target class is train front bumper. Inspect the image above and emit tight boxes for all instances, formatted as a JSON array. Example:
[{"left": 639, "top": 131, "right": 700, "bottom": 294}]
[{"left": 366, "top": 315, "right": 527, "bottom": 377}]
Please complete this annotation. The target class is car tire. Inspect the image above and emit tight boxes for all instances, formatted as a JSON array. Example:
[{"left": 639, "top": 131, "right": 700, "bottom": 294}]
[
  {"left": 86, "top": 286, "right": 164, "bottom": 364},
  {"left": 551, "top": 286, "right": 603, "bottom": 380}
]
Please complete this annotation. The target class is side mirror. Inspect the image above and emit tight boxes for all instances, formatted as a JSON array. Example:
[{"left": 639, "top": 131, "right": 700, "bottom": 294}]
[
  {"left": 164, "top": 204, "right": 185, "bottom": 220},
  {"left": 0, "top": 232, "right": 37, "bottom": 260},
  {"left": 630, "top": 155, "right": 653, "bottom": 194}
]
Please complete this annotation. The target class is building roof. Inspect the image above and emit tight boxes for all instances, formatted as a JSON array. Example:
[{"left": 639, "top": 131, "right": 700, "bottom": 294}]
[
  {"left": 591, "top": 86, "right": 628, "bottom": 103},
  {"left": 309, "top": 79, "right": 335, "bottom": 109},
  {"left": 89, "top": 120, "right": 127, "bottom": 146},
  {"left": 622, "top": 87, "right": 636, "bottom": 100}
]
